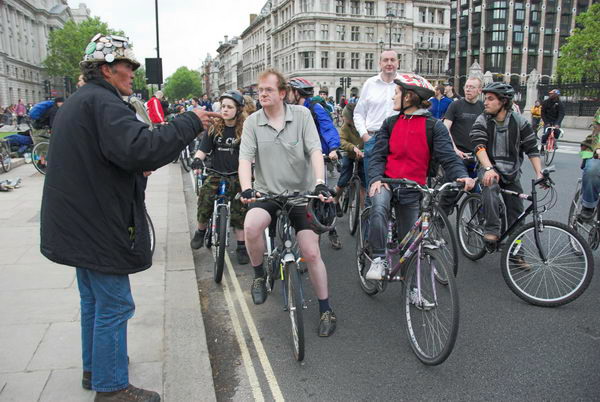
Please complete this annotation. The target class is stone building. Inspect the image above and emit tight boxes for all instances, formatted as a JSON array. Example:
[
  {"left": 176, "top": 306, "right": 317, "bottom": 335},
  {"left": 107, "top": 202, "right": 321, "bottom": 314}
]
[
  {"left": 0, "top": 0, "right": 90, "bottom": 107},
  {"left": 216, "top": 35, "right": 243, "bottom": 94}
]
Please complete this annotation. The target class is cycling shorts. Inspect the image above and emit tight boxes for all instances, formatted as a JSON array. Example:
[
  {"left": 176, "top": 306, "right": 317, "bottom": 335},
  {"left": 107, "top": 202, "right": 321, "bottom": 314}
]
[{"left": 249, "top": 200, "right": 311, "bottom": 233}]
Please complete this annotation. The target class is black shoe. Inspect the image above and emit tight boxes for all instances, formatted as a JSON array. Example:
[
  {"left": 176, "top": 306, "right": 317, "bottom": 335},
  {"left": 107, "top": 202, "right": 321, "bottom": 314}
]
[
  {"left": 251, "top": 277, "right": 267, "bottom": 305},
  {"left": 335, "top": 201, "right": 343, "bottom": 218},
  {"left": 190, "top": 230, "right": 204, "bottom": 249},
  {"left": 540, "top": 146, "right": 545, "bottom": 156},
  {"left": 236, "top": 247, "right": 250, "bottom": 265},
  {"left": 94, "top": 384, "right": 160, "bottom": 402},
  {"left": 328, "top": 231, "right": 342, "bottom": 250},
  {"left": 579, "top": 207, "right": 595, "bottom": 222},
  {"left": 318, "top": 311, "right": 337, "bottom": 337},
  {"left": 82, "top": 371, "right": 92, "bottom": 390}
]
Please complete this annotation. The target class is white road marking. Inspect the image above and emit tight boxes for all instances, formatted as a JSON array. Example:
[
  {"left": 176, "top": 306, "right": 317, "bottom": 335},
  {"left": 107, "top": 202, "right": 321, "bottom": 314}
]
[
  {"left": 555, "top": 144, "right": 580, "bottom": 155},
  {"left": 224, "top": 253, "right": 285, "bottom": 401}
]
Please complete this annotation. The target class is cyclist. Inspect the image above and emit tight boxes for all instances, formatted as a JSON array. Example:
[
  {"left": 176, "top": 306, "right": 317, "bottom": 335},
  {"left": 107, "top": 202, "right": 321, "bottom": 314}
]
[
  {"left": 239, "top": 68, "right": 337, "bottom": 337},
  {"left": 334, "top": 103, "right": 366, "bottom": 213},
  {"left": 470, "top": 83, "right": 544, "bottom": 246},
  {"left": 365, "top": 74, "right": 475, "bottom": 280},
  {"left": 577, "top": 106, "right": 600, "bottom": 221},
  {"left": 189, "top": 90, "right": 249, "bottom": 265},
  {"left": 287, "top": 77, "right": 343, "bottom": 250},
  {"left": 540, "top": 89, "right": 565, "bottom": 154}
]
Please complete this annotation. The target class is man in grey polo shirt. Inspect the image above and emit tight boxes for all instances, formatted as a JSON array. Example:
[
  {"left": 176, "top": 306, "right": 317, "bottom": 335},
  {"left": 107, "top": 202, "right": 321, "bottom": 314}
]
[{"left": 239, "top": 68, "right": 337, "bottom": 337}]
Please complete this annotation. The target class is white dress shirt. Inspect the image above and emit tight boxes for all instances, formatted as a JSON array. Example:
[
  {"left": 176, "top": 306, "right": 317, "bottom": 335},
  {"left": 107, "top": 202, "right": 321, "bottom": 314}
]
[{"left": 354, "top": 73, "right": 401, "bottom": 137}]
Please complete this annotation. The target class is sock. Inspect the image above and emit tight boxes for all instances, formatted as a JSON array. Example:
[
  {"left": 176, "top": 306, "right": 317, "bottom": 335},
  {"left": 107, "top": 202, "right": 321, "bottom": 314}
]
[
  {"left": 237, "top": 240, "right": 245, "bottom": 248},
  {"left": 318, "top": 298, "right": 331, "bottom": 314},
  {"left": 253, "top": 264, "right": 265, "bottom": 279}
]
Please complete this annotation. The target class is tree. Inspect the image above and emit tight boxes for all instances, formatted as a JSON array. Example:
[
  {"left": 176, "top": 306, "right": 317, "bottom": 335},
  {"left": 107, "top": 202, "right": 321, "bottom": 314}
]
[
  {"left": 133, "top": 67, "right": 148, "bottom": 91},
  {"left": 163, "top": 67, "right": 203, "bottom": 100},
  {"left": 557, "top": 3, "right": 600, "bottom": 82},
  {"left": 43, "top": 17, "right": 126, "bottom": 83}
]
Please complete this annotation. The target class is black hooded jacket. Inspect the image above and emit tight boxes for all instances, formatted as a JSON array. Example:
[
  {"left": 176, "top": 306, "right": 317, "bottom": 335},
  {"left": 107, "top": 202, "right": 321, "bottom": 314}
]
[{"left": 40, "top": 79, "right": 203, "bottom": 274}]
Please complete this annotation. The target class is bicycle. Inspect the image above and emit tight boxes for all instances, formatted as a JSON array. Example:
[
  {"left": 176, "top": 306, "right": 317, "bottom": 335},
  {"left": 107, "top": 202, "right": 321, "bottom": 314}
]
[
  {"left": 456, "top": 167, "right": 594, "bottom": 306},
  {"left": 202, "top": 168, "right": 237, "bottom": 283},
  {"left": 567, "top": 177, "right": 600, "bottom": 250},
  {"left": 339, "top": 152, "right": 364, "bottom": 236},
  {"left": 541, "top": 127, "right": 562, "bottom": 165},
  {"left": 0, "top": 139, "right": 11, "bottom": 173},
  {"left": 356, "top": 179, "right": 463, "bottom": 365},
  {"left": 255, "top": 192, "right": 321, "bottom": 362},
  {"left": 179, "top": 139, "right": 197, "bottom": 172},
  {"left": 145, "top": 208, "right": 156, "bottom": 257}
]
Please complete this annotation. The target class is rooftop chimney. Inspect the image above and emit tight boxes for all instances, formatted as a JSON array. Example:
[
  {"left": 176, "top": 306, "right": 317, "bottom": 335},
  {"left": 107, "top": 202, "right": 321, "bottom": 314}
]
[{"left": 250, "top": 14, "right": 257, "bottom": 24}]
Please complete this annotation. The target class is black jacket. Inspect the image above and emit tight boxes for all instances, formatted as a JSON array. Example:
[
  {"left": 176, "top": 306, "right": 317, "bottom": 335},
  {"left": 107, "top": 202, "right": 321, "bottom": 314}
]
[
  {"left": 368, "top": 109, "right": 468, "bottom": 186},
  {"left": 541, "top": 97, "right": 565, "bottom": 126},
  {"left": 40, "top": 79, "right": 203, "bottom": 275}
]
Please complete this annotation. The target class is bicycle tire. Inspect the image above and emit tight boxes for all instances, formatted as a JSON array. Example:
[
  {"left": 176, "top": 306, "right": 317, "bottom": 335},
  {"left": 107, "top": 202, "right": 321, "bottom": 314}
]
[
  {"left": 180, "top": 149, "right": 191, "bottom": 172},
  {"left": 356, "top": 207, "right": 379, "bottom": 295},
  {"left": 214, "top": 207, "right": 228, "bottom": 283},
  {"left": 403, "top": 248, "right": 459, "bottom": 365},
  {"left": 341, "top": 186, "right": 350, "bottom": 213},
  {"left": 430, "top": 205, "right": 459, "bottom": 279},
  {"left": 544, "top": 139, "right": 556, "bottom": 165},
  {"left": 501, "top": 220, "right": 594, "bottom": 307},
  {"left": 456, "top": 193, "right": 487, "bottom": 260},
  {"left": 567, "top": 187, "right": 598, "bottom": 251},
  {"left": 348, "top": 178, "right": 361, "bottom": 235},
  {"left": 285, "top": 261, "right": 305, "bottom": 361},
  {"left": 0, "top": 142, "right": 11, "bottom": 172},
  {"left": 32, "top": 141, "right": 49, "bottom": 175},
  {"left": 145, "top": 209, "right": 156, "bottom": 257}
]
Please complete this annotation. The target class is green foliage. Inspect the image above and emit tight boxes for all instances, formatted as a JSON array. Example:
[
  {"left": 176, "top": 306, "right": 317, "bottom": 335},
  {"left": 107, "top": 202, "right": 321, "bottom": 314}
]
[
  {"left": 163, "top": 67, "right": 203, "bottom": 100},
  {"left": 133, "top": 67, "right": 148, "bottom": 91},
  {"left": 557, "top": 4, "right": 600, "bottom": 82},
  {"left": 43, "top": 17, "right": 126, "bottom": 82}
]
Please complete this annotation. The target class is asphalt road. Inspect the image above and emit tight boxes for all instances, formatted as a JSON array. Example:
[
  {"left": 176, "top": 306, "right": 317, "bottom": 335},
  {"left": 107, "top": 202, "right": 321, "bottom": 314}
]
[{"left": 185, "top": 145, "right": 600, "bottom": 401}]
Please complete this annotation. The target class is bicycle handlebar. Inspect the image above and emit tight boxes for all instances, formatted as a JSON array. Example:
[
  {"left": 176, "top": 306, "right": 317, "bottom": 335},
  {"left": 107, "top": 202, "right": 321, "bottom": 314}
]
[
  {"left": 203, "top": 167, "right": 238, "bottom": 177},
  {"left": 235, "top": 191, "right": 321, "bottom": 202},
  {"left": 380, "top": 178, "right": 465, "bottom": 193}
]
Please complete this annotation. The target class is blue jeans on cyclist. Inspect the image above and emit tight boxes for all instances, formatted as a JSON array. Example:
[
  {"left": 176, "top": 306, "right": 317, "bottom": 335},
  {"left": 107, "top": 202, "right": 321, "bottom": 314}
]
[
  {"left": 478, "top": 170, "right": 524, "bottom": 239},
  {"left": 337, "top": 155, "right": 366, "bottom": 188},
  {"left": 580, "top": 158, "right": 600, "bottom": 219},
  {"left": 439, "top": 156, "right": 478, "bottom": 216},
  {"left": 363, "top": 135, "right": 377, "bottom": 206}
]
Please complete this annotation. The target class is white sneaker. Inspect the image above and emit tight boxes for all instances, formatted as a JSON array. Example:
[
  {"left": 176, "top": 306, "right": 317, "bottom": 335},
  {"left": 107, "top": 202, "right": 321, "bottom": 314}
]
[
  {"left": 409, "top": 288, "right": 435, "bottom": 310},
  {"left": 365, "top": 257, "right": 387, "bottom": 280}
]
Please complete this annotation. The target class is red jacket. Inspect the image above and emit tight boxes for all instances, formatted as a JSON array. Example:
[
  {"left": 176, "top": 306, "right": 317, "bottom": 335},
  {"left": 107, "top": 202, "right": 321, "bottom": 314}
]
[
  {"left": 147, "top": 96, "right": 165, "bottom": 124},
  {"left": 384, "top": 115, "right": 430, "bottom": 185}
]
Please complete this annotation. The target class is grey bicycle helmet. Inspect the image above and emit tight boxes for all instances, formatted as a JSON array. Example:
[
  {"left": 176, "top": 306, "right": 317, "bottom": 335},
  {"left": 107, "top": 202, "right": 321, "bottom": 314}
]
[
  {"left": 482, "top": 82, "right": 515, "bottom": 100},
  {"left": 288, "top": 77, "right": 315, "bottom": 97},
  {"left": 219, "top": 90, "right": 245, "bottom": 107},
  {"left": 306, "top": 199, "right": 337, "bottom": 234}
]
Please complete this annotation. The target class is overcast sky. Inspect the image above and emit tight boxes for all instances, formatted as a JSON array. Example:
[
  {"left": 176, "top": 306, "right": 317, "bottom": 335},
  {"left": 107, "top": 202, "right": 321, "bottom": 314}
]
[{"left": 68, "top": 0, "right": 267, "bottom": 78}]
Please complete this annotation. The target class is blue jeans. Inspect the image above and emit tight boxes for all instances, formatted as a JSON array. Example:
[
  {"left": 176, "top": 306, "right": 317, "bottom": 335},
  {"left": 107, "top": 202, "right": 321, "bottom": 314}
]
[
  {"left": 582, "top": 158, "right": 600, "bottom": 209},
  {"left": 363, "top": 135, "right": 377, "bottom": 186},
  {"left": 337, "top": 156, "right": 366, "bottom": 188},
  {"left": 76, "top": 268, "right": 135, "bottom": 392}
]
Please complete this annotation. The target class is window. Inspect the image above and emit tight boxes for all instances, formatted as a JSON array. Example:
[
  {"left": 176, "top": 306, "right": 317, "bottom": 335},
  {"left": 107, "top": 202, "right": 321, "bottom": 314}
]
[
  {"left": 351, "top": 26, "right": 360, "bottom": 41},
  {"left": 365, "top": 27, "right": 374, "bottom": 42},
  {"left": 321, "top": 0, "right": 330, "bottom": 11},
  {"left": 419, "top": 8, "right": 427, "bottom": 23},
  {"left": 321, "top": 51, "right": 329, "bottom": 68},
  {"left": 321, "top": 24, "right": 329, "bottom": 40},
  {"left": 515, "top": 9, "right": 525, "bottom": 21},
  {"left": 351, "top": 0, "right": 360, "bottom": 14},
  {"left": 492, "top": 9, "right": 506, "bottom": 19},
  {"left": 365, "top": 52, "right": 374, "bottom": 70},
  {"left": 365, "top": 1, "right": 374, "bottom": 15},
  {"left": 386, "top": 1, "right": 403, "bottom": 17},
  {"left": 336, "top": 25, "right": 346, "bottom": 40},
  {"left": 351, "top": 52, "right": 360, "bottom": 69},
  {"left": 301, "top": 51, "right": 315, "bottom": 68},
  {"left": 336, "top": 0, "right": 345, "bottom": 13},
  {"left": 438, "top": 10, "right": 444, "bottom": 24},
  {"left": 392, "top": 27, "right": 403, "bottom": 43},
  {"left": 398, "top": 53, "right": 404, "bottom": 70},
  {"left": 491, "top": 31, "right": 505, "bottom": 41},
  {"left": 299, "top": 0, "right": 315, "bottom": 12},
  {"left": 428, "top": 9, "right": 435, "bottom": 24},
  {"left": 514, "top": 32, "right": 524, "bottom": 43},
  {"left": 336, "top": 52, "right": 346, "bottom": 69},
  {"left": 437, "top": 59, "right": 444, "bottom": 74}
]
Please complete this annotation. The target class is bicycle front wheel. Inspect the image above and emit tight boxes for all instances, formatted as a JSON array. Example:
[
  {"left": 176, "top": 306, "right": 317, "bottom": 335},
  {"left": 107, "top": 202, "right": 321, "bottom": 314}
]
[
  {"left": 544, "top": 138, "right": 556, "bottom": 165},
  {"left": 285, "top": 261, "right": 305, "bottom": 361},
  {"left": 213, "top": 208, "right": 228, "bottom": 283},
  {"left": 501, "top": 220, "right": 594, "bottom": 307},
  {"left": 429, "top": 205, "right": 459, "bottom": 280},
  {"left": 32, "top": 141, "right": 49, "bottom": 175},
  {"left": 0, "top": 142, "right": 11, "bottom": 172},
  {"left": 456, "top": 194, "right": 487, "bottom": 260},
  {"left": 180, "top": 149, "right": 191, "bottom": 172},
  {"left": 403, "top": 248, "right": 459, "bottom": 365},
  {"left": 145, "top": 209, "right": 156, "bottom": 257},
  {"left": 348, "top": 178, "right": 361, "bottom": 235}
]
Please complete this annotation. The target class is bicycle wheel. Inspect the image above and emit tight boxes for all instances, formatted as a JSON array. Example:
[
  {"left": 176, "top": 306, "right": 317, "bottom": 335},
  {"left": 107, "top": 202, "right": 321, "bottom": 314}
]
[
  {"left": 403, "top": 248, "right": 459, "bottom": 365},
  {"left": 456, "top": 194, "right": 487, "bottom": 260},
  {"left": 348, "top": 178, "right": 361, "bottom": 235},
  {"left": 180, "top": 149, "right": 191, "bottom": 172},
  {"left": 32, "top": 141, "right": 49, "bottom": 175},
  {"left": 213, "top": 207, "right": 228, "bottom": 283},
  {"left": 356, "top": 207, "right": 379, "bottom": 295},
  {"left": 544, "top": 138, "right": 556, "bottom": 165},
  {"left": 429, "top": 205, "right": 459, "bottom": 281},
  {"left": 145, "top": 209, "right": 156, "bottom": 257},
  {"left": 285, "top": 261, "right": 305, "bottom": 361},
  {"left": 0, "top": 142, "right": 11, "bottom": 173},
  {"left": 501, "top": 220, "right": 594, "bottom": 307},
  {"left": 567, "top": 186, "right": 598, "bottom": 251},
  {"left": 341, "top": 186, "right": 350, "bottom": 213}
]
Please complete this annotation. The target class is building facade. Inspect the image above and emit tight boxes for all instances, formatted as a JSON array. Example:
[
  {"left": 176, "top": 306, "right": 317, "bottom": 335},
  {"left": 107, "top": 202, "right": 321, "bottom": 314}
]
[
  {"left": 216, "top": 35, "right": 243, "bottom": 94},
  {"left": 230, "top": 0, "right": 450, "bottom": 101},
  {"left": 449, "top": 0, "right": 595, "bottom": 88},
  {"left": 0, "top": 0, "right": 91, "bottom": 107}
]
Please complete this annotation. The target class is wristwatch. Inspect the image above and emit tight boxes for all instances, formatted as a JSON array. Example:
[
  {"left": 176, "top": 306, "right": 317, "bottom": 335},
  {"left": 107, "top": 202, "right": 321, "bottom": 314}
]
[{"left": 484, "top": 166, "right": 495, "bottom": 172}]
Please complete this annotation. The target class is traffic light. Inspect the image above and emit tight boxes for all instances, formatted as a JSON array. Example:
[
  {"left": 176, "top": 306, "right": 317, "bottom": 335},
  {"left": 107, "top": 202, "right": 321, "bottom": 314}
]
[
  {"left": 44, "top": 80, "right": 51, "bottom": 95},
  {"left": 340, "top": 77, "right": 345, "bottom": 87},
  {"left": 347, "top": 77, "right": 352, "bottom": 86}
]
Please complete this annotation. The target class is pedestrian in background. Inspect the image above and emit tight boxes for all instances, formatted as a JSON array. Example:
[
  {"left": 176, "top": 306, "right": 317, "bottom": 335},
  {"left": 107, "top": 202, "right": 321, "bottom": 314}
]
[
  {"left": 147, "top": 90, "right": 165, "bottom": 124},
  {"left": 530, "top": 99, "right": 542, "bottom": 136},
  {"left": 429, "top": 85, "right": 452, "bottom": 119}
]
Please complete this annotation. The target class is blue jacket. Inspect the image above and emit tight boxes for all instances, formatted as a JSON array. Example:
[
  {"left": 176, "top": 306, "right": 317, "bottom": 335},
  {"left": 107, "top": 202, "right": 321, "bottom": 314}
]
[
  {"left": 429, "top": 96, "right": 452, "bottom": 119},
  {"left": 303, "top": 99, "right": 340, "bottom": 154}
]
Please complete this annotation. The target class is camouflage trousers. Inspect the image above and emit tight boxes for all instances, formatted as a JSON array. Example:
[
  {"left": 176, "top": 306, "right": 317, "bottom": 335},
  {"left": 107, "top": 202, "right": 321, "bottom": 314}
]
[{"left": 197, "top": 175, "right": 247, "bottom": 229}]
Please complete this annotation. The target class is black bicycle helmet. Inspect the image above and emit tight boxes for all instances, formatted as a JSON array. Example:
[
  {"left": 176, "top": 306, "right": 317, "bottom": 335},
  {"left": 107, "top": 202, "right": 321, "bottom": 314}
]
[
  {"left": 306, "top": 199, "right": 336, "bottom": 234},
  {"left": 219, "top": 89, "right": 245, "bottom": 107},
  {"left": 482, "top": 82, "right": 515, "bottom": 100},
  {"left": 288, "top": 77, "right": 315, "bottom": 97}
]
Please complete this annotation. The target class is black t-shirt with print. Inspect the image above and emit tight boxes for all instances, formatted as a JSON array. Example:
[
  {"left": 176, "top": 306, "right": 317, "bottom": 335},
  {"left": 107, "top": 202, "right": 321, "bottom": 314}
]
[
  {"left": 445, "top": 98, "right": 484, "bottom": 153},
  {"left": 199, "top": 125, "right": 239, "bottom": 174}
]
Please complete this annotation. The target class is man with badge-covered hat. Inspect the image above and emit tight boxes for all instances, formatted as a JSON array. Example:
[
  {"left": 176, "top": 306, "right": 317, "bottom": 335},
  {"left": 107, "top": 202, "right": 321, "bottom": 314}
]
[{"left": 40, "top": 33, "right": 219, "bottom": 402}]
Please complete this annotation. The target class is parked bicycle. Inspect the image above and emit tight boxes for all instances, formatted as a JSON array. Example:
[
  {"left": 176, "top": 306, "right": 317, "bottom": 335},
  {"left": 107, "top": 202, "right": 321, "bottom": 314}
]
[
  {"left": 356, "top": 179, "right": 463, "bottom": 365},
  {"left": 456, "top": 166, "right": 594, "bottom": 307},
  {"left": 0, "top": 139, "right": 11, "bottom": 173}
]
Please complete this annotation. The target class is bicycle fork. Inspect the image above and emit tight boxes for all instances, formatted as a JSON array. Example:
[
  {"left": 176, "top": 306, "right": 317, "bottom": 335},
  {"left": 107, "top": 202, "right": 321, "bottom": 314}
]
[{"left": 280, "top": 251, "right": 307, "bottom": 312}]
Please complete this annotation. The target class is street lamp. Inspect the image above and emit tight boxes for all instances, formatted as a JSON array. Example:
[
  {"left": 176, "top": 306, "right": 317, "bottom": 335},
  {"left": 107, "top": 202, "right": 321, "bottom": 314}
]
[
  {"left": 386, "top": 12, "right": 395, "bottom": 49},
  {"left": 378, "top": 39, "right": 385, "bottom": 55}
]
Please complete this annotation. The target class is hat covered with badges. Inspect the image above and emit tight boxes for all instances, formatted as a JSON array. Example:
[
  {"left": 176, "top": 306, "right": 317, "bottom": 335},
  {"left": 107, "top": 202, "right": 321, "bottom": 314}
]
[{"left": 80, "top": 33, "right": 140, "bottom": 70}]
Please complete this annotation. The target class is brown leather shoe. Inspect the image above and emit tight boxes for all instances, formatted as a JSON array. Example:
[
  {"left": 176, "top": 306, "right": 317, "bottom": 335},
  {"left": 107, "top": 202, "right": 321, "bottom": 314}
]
[{"left": 94, "top": 384, "right": 160, "bottom": 402}]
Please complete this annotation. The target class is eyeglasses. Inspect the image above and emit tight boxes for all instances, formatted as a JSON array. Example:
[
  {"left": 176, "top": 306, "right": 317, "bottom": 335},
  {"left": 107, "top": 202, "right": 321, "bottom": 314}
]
[
  {"left": 464, "top": 85, "right": 479, "bottom": 90},
  {"left": 258, "top": 87, "right": 277, "bottom": 94}
]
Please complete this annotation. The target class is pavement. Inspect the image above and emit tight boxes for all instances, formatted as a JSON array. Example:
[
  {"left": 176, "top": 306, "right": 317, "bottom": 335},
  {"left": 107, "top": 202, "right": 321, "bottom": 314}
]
[{"left": 0, "top": 162, "right": 216, "bottom": 401}]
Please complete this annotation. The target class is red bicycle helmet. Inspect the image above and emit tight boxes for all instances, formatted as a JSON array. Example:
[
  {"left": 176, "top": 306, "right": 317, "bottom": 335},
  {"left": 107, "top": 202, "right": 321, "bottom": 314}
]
[
  {"left": 288, "top": 77, "right": 315, "bottom": 97},
  {"left": 393, "top": 74, "right": 435, "bottom": 100}
]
